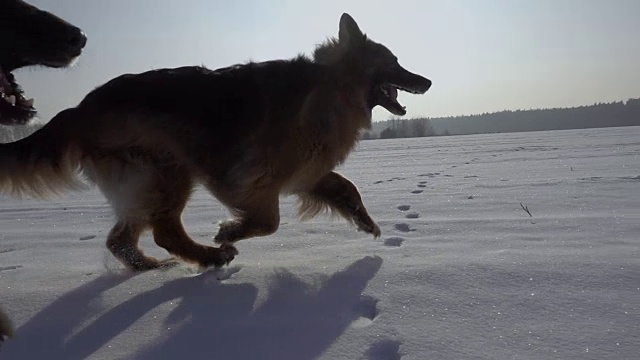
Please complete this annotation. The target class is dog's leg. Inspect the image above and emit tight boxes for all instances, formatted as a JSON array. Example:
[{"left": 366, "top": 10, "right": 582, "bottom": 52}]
[
  {"left": 213, "top": 190, "right": 280, "bottom": 244},
  {"left": 151, "top": 215, "right": 238, "bottom": 269},
  {"left": 0, "top": 306, "right": 14, "bottom": 345},
  {"left": 91, "top": 155, "right": 198, "bottom": 271},
  {"left": 297, "top": 171, "right": 380, "bottom": 238},
  {"left": 106, "top": 220, "right": 177, "bottom": 271}
]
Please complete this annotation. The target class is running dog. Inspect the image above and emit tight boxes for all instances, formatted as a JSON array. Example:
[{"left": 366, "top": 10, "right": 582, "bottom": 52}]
[
  {"left": 0, "top": 0, "right": 87, "bottom": 345},
  {"left": 0, "top": 13, "right": 430, "bottom": 274}
]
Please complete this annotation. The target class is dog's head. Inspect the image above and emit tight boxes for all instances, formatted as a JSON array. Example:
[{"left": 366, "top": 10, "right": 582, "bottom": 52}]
[
  {"left": 315, "top": 13, "right": 431, "bottom": 116},
  {"left": 0, "top": 0, "right": 87, "bottom": 125}
]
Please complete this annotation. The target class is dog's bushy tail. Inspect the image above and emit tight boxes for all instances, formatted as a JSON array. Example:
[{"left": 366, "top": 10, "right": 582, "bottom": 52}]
[{"left": 0, "top": 108, "right": 87, "bottom": 199}]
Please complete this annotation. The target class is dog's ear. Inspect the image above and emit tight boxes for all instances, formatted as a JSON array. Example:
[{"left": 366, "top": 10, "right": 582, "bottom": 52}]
[{"left": 338, "top": 13, "right": 365, "bottom": 47}]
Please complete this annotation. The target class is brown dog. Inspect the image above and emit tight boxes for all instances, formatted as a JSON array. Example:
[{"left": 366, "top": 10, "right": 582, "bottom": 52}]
[{"left": 0, "top": 13, "right": 431, "bottom": 273}]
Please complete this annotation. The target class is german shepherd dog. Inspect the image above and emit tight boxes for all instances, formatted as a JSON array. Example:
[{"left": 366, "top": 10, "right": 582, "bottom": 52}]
[
  {"left": 0, "top": 0, "right": 87, "bottom": 345},
  {"left": 0, "top": 13, "right": 430, "bottom": 274}
]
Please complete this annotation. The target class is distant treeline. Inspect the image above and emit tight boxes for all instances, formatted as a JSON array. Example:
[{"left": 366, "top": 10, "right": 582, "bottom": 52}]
[{"left": 363, "top": 97, "right": 640, "bottom": 139}]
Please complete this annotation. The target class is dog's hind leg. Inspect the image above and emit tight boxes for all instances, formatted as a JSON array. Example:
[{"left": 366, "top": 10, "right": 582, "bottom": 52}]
[
  {"left": 151, "top": 215, "right": 237, "bottom": 269},
  {"left": 88, "top": 154, "right": 184, "bottom": 271},
  {"left": 141, "top": 165, "right": 238, "bottom": 268},
  {"left": 91, "top": 151, "right": 238, "bottom": 269},
  {"left": 297, "top": 171, "right": 381, "bottom": 238},
  {"left": 106, "top": 220, "right": 175, "bottom": 271}
]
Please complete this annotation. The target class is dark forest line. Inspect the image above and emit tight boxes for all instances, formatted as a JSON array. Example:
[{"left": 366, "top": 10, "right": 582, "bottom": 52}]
[{"left": 363, "top": 97, "right": 640, "bottom": 139}]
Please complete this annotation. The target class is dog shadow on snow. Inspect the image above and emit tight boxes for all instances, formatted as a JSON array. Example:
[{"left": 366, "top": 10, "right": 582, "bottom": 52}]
[{"left": 4, "top": 255, "right": 383, "bottom": 360}]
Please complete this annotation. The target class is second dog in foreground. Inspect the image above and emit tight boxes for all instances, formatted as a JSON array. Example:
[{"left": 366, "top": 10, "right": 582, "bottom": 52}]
[
  {"left": 0, "top": 13, "right": 432, "bottom": 271},
  {"left": 0, "top": 0, "right": 88, "bottom": 344}
]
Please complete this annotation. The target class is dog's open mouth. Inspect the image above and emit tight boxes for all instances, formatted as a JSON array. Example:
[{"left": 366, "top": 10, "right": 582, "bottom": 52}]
[
  {"left": 375, "top": 83, "right": 427, "bottom": 116},
  {"left": 0, "top": 65, "right": 36, "bottom": 125}
]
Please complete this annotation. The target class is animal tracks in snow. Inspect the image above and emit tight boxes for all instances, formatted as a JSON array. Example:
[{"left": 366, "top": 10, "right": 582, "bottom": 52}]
[
  {"left": 393, "top": 223, "right": 414, "bottom": 233},
  {"left": 383, "top": 237, "right": 404, "bottom": 247},
  {"left": 351, "top": 294, "right": 380, "bottom": 328},
  {"left": 373, "top": 176, "right": 407, "bottom": 185},
  {"left": 183, "top": 264, "right": 242, "bottom": 281},
  {"left": 396, "top": 204, "right": 420, "bottom": 220},
  {"left": 418, "top": 172, "right": 440, "bottom": 178},
  {"left": 384, "top": 201, "right": 421, "bottom": 248},
  {"left": 404, "top": 212, "right": 420, "bottom": 219},
  {"left": 346, "top": 279, "right": 401, "bottom": 359},
  {"left": 213, "top": 266, "right": 242, "bottom": 281},
  {"left": 0, "top": 265, "right": 22, "bottom": 272},
  {"left": 364, "top": 339, "right": 403, "bottom": 360},
  {"left": 351, "top": 293, "right": 402, "bottom": 359},
  {"left": 385, "top": 175, "right": 428, "bottom": 248},
  {"left": 368, "top": 174, "right": 428, "bottom": 357}
]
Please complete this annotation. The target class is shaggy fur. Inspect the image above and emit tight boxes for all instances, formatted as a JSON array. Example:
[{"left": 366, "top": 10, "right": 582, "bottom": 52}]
[
  {"left": 0, "top": 0, "right": 87, "bottom": 345},
  {"left": 0, "top": 14, "right": 431, "bottom": 273}
]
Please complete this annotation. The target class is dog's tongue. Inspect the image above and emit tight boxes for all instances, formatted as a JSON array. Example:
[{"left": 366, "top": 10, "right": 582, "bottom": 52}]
[
  {"left": 389, "top": 86, "right": 398, "bottom": 100},
  {"left": 383, "top": 88, "right": 405, "bottom": 116}
]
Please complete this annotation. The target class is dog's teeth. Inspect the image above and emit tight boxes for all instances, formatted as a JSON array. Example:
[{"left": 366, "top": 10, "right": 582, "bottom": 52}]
[
  {"left": 21, "top": 98, "right": 35, "bottom": 108},
  {"left": 6, "top": 95, "right": 16, "bottom": 106}
]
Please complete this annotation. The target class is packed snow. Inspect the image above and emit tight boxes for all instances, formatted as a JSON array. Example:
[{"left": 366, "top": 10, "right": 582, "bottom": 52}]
[{"left": 1, "top": 126, "right": 638, "bottom": 359}]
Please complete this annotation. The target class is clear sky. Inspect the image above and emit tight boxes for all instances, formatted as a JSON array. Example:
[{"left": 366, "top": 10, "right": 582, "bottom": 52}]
[{"left": 16, "top": 0, "right": 640, "bottom": 123}]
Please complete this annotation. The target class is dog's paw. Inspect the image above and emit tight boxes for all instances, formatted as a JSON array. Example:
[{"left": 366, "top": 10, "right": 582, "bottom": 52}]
[
  {"left": 213, "top": 220, "right": 241, "bottom": 244},
  {"left": 198, "top": 243, "right": 239, "bottom": 270},
  {"left": 218, "top": 243, "right": 239, "bottom": 267},
  {"left": 355, "top": 218, "right": 381, "bottom": 238},
  {"left": 369, "top": 223, "right": 382, "bottom": 238},
  {"left": 157, "top": 257, "right": 181, "bottom": 269},
  {"left": 374, "top": 225, "right": 381, "bottom": 238}
]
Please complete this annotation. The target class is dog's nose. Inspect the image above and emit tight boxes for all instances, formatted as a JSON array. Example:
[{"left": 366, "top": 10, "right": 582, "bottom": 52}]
[
  {"left": 68, "top": 28, "right": 88, "bottom": 49},
  {"left": 423, "top": 78, "right": 432, "bottom": 92}
]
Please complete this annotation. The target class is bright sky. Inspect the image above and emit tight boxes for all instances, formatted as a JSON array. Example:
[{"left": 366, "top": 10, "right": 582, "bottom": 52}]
[{"left": 17, "top": 0, "right": 640, "bottom": 123}]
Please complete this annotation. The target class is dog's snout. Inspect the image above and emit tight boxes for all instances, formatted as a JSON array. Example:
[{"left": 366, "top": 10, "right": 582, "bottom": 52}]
[
  {"left": 423, "top": 78, "right": 432, "bottom": 92},
  {"left": 67, "top": 29, "right": 87, "bottom": 49}
]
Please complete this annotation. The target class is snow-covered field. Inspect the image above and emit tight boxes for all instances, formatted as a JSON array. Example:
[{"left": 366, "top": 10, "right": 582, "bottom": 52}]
[{"left": 1, "top": 126, "right": 638, "bottom": 360}]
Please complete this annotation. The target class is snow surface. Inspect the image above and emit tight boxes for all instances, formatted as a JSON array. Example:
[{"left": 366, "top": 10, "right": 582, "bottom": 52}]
[{"left": 1, "top": 126, "right": 638, "bottom": 360}]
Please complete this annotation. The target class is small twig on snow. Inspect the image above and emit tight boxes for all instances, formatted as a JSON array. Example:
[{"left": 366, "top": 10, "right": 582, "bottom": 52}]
[{"left": 520, "top": 203, "right": 532, "bottom": 217}]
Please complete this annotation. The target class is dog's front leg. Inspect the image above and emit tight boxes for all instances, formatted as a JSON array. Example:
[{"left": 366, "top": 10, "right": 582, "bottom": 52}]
[
  {"left": 213, "top": 190, "right": 281, "bottom": 244},
  {"left": 299, "top": 171, "right": 381, "bottom": 238}
]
